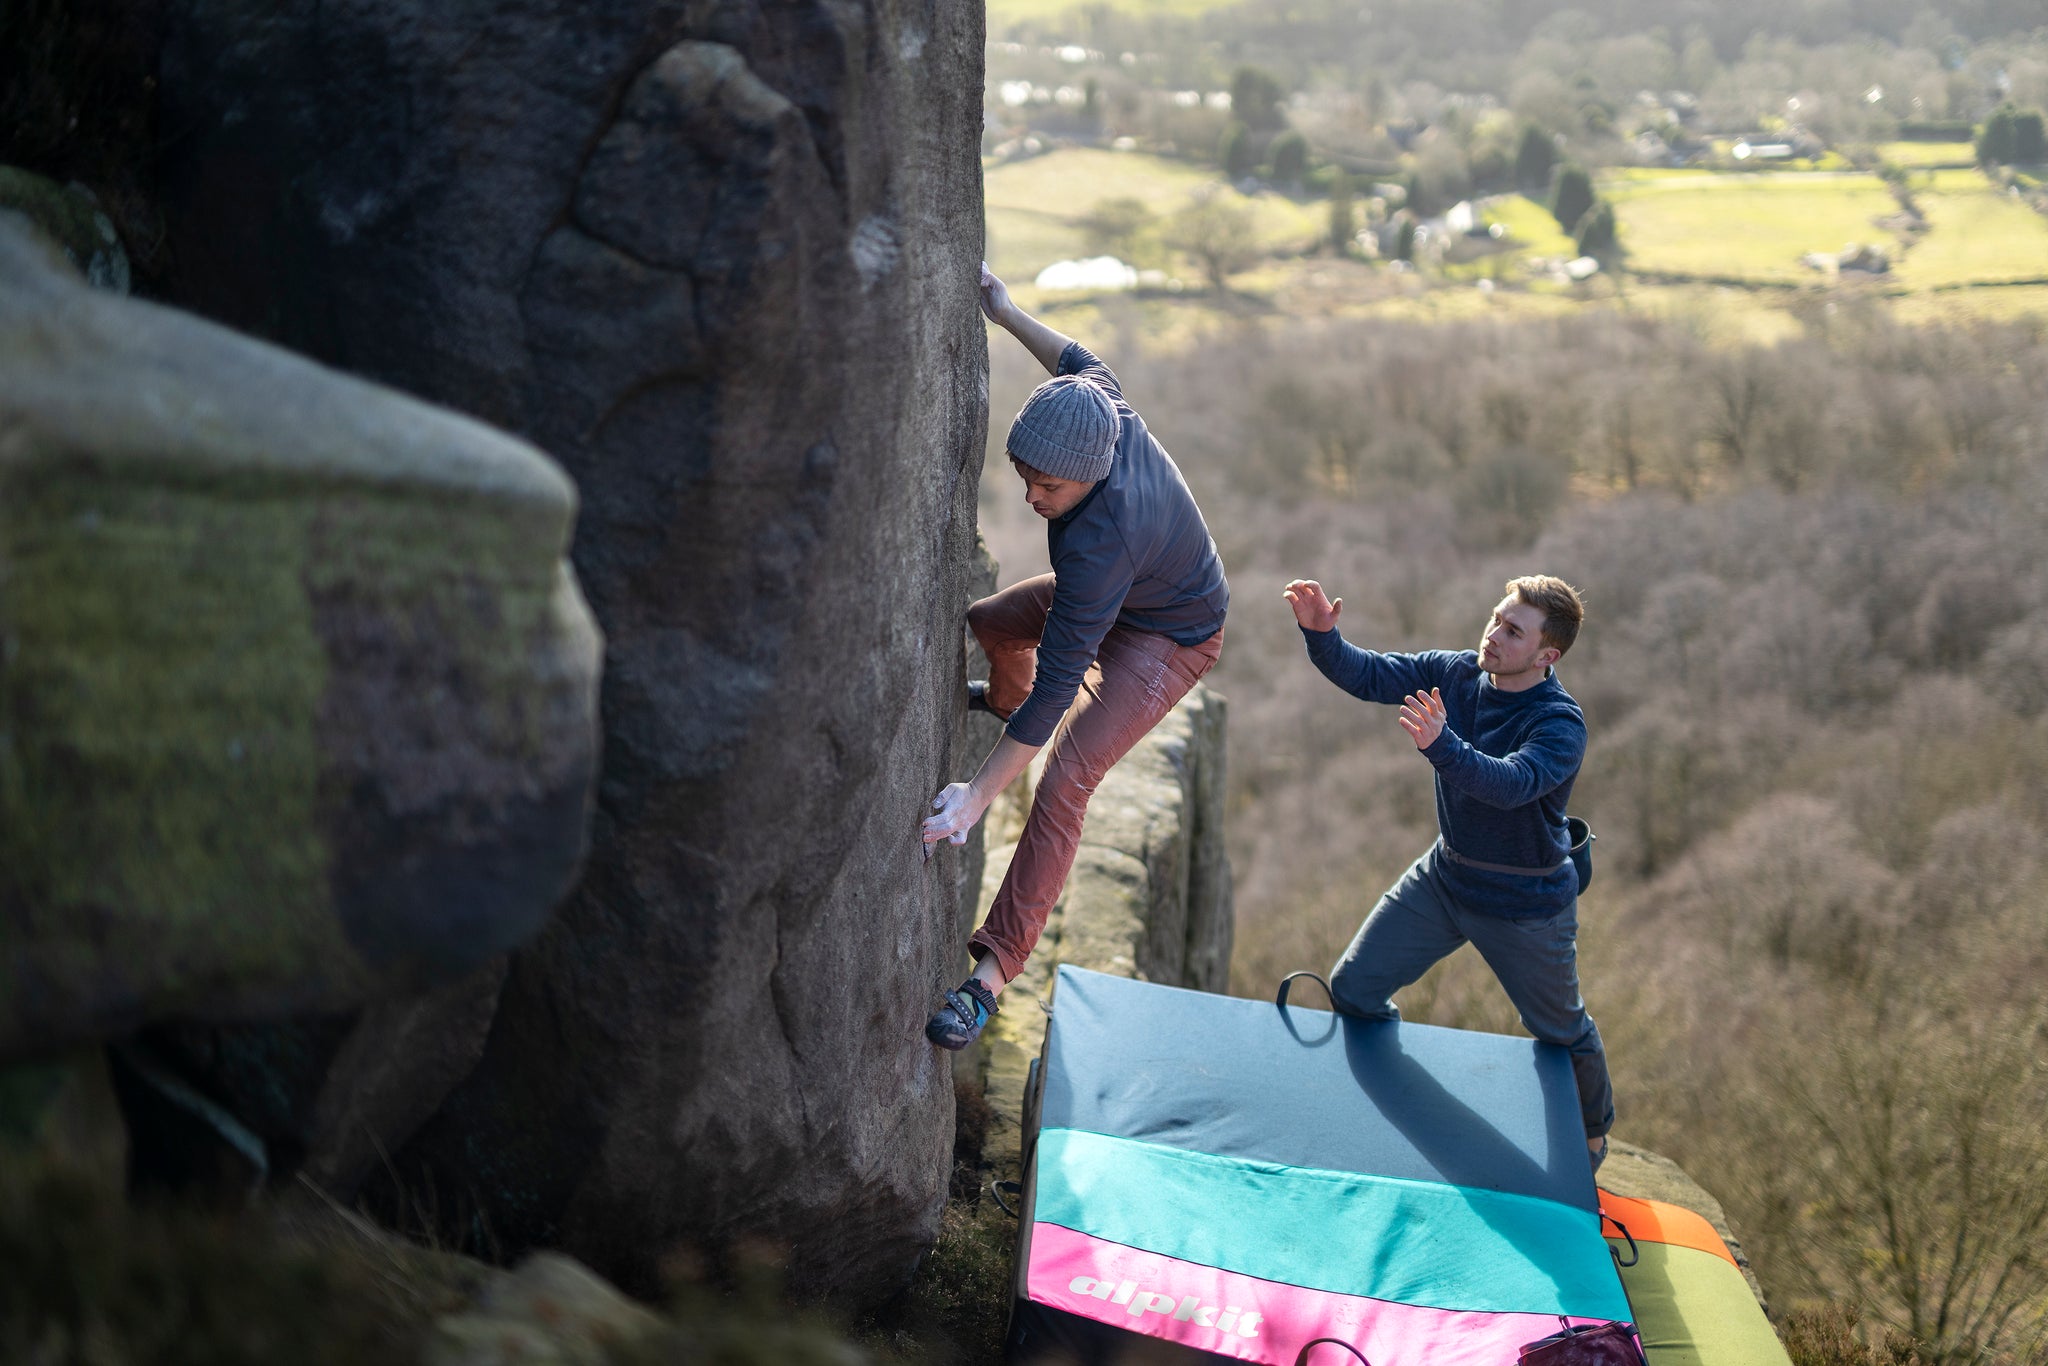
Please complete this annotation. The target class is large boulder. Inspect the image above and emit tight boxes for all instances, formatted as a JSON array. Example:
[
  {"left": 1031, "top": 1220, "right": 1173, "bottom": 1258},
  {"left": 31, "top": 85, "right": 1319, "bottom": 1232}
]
[
  {"left": 973, "top": 684, "right": 1233, "bottom": 1175},
  {"left": 0, "top": 222, "right": 602, "bottom": 1063},
  {"left": 146, "top": 3, "right": 987, "bottom": 1299}
]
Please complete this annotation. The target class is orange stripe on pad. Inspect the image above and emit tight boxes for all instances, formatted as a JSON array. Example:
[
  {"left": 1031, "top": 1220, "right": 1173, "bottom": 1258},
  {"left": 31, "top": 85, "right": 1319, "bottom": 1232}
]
[{"left": 1598, "top": 1190, "right": 1740, "bottom": 1269}]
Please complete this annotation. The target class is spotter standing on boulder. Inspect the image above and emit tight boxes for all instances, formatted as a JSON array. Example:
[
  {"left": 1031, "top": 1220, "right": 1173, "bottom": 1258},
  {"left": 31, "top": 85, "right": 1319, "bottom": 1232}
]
[
  {"left": 921, "top": 264, "right": 1229, "bottom": 1049},
  {"left": 1283, "top": 575, "right": 1614, "bottom": 1171}
]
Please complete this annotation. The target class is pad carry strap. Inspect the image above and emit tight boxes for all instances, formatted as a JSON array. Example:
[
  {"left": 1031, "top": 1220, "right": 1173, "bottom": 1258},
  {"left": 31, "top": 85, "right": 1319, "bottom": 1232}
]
[
  {"left": 1602, "top": 1212, "right": 1640, "bottom": 1268},
  {"left": 1277, "top": 971, "right": 1335, "bottom": 1010},
  {"left": 1295, "top": 1339, "right": 1374, "bottom": 1365}
]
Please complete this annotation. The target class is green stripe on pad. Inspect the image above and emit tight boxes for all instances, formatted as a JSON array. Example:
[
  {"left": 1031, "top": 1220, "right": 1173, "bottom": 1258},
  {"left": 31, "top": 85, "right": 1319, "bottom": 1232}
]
[
  {"left": 1609, "top": 1240, "right": 1793, "bottom": 1366},
  {"left": 1035, "top": 1128, "right": 1631, "bottom": 1322}
]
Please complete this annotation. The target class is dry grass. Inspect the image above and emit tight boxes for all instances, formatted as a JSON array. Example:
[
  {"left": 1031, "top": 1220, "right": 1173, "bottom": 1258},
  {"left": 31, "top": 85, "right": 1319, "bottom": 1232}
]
[{"left": 1004, "top": 302, "right": 2048, "bottom": 1359}]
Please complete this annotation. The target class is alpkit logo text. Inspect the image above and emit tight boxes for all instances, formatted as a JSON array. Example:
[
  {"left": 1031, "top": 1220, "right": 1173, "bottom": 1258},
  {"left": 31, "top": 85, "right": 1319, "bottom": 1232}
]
[{"left": 1067, "top": 1275, "right": 1264, "bottom": 1338}]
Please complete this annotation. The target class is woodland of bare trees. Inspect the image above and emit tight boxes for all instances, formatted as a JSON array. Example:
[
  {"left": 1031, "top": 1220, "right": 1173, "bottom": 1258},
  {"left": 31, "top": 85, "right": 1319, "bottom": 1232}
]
[{"left": 983, "top": 303, "right": 2048, "bottom": 1363}]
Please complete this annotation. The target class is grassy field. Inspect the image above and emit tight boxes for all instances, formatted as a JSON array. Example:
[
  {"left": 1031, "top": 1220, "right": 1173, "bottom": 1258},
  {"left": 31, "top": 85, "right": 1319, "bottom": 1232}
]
[
  {"left": 1479, "top": 194, "right": 1579, "bottom": 257},
  {"left": 1600, "top": 169, "right": 1902, "bottom": 283},
  {"left": 1874, "top": 140, "right": 1978, "bottom": 168},
  {"left": 979, "top": 146, "right": 2048, "bottom": 341},
  {"left": 1913, "top": 167, "right": 2009, "bottom": 192},
  {"left": 1894, "top": 179, "right": 2048, "bottom": 289},
  {"left": 984, "top": 147, "right": 1325, "bottom": 283},
  {"left": 987, "top": 0, "right": 1233, "bottom": 24}
]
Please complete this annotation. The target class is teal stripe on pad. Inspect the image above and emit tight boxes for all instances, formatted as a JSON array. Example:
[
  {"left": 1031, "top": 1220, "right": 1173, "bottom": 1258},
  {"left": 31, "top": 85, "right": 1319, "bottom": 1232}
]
[{"left": 1035, "top": 1127, "right": 1630, "bottom": 1322}]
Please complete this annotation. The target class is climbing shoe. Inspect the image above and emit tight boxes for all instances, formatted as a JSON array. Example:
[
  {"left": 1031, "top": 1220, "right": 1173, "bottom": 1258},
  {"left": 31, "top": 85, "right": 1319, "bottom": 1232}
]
[
  {"left": 925, "top": 978, "right": 1000, "bottom": 1050},
  {"left": 966, "top": 680, "right": 998, "bottom": 716}
]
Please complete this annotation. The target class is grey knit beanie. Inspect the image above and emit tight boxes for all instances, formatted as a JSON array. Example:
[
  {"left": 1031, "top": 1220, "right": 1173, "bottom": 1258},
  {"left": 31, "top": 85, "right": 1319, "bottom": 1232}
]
[{"left": 1006, "top": 375, "right": 1118, "bottom": 483}]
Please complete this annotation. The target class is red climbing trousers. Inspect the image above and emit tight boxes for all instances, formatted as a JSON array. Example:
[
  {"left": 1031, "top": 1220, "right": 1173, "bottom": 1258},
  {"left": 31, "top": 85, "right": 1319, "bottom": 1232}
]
[{"left": 964, "top": 573, "right": 1223, "bottom": 984}]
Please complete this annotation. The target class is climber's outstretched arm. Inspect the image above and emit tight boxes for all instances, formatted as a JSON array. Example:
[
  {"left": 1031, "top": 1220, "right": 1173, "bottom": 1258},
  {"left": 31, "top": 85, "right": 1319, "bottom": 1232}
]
[{"left": 979, "top": 263, "right": 1071, "bottom": 376}]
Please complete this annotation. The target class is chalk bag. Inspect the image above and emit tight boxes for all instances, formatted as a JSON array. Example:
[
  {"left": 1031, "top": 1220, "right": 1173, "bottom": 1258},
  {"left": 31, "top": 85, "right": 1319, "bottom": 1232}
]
[
  {"left": 1519, "top": 1317, "right": 1647, "bottom": 1366},
  {"left": 1566, "top": 816, "right": 1595, "bottom": 896}
]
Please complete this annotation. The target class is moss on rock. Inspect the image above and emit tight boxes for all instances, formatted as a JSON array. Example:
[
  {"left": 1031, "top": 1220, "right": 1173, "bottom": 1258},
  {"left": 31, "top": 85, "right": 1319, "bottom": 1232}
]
[{"left": 0, "top": 219, "right": 600, "bottom": 1059}]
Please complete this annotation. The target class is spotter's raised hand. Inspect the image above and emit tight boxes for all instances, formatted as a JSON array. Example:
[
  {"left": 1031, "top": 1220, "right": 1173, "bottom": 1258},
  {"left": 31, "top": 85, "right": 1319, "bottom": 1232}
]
[
  {"left": 1283, "top": 579, "right": 1342, "bottom": 633},
  {"left": 1398, "top": 688, "right": 1448, "bottom": 750}
]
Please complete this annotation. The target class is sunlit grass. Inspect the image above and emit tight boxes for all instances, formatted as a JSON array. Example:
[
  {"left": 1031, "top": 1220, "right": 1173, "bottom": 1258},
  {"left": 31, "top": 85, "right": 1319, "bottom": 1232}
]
[
  {"left": 1908, "top": 166, "right": 2005, "bottom": 193},
  {"left": 984, "top": 205, "right": 1088, "bottom": 281},
  {"left": 1874, "top": 140, "right": 1977, "bottom": 168},
  {"left": 1601, "top": 171, "right": 1900, "bottom": 282},
  {"left": 988, "top": 0, "right": 1235, "bottom": 26},
  {"left": 1480, "top": 193, "right": 1579, "bottom": 256},
  {"left": 1600, "top": 167, "right": 1730, "bottom": 186},
  {"left": 984, "top": 147, "right": 1219, "bottom": 219},
  {"left": 982, "top": 149, "right": 2048, "bottom": 337},
  {"left": 1894, "top": 181, "right": 2048, "bottom": 289},
  {"left": 983, "top": 146, "right": 1324, "bottom": 282}
]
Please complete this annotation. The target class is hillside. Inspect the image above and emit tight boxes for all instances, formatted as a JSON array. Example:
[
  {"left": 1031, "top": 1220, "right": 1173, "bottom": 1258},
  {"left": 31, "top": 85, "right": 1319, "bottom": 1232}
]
[{"left": 979, "top": 300, "right": 2048, "bottom": 1363}]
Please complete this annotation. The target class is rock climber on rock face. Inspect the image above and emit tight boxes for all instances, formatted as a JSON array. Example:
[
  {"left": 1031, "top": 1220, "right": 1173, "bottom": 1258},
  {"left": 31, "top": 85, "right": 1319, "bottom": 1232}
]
[
  {"left": 919, "top": 263, "right": 1231, "bottom": 1050},
  {"left": 1283, "top": 574, "right": 1615, "bottom": 1172}
]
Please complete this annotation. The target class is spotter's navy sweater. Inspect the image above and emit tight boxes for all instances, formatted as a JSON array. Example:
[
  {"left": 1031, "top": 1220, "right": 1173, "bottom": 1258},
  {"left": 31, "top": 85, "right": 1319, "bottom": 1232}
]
[{"left": 1302, "top": 628, "right": 1585, "bottom": 917}]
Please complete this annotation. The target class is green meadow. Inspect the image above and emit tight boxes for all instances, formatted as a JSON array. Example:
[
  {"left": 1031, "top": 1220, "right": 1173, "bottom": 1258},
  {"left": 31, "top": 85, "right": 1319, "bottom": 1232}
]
[
  {"left": 1480, "top": 194, "right": 1579, "bottom": 257},
  {"left": 1584, "top": 163, "right": 2048, "bottom": 292},
  {"left": 983, "top": 147, "right": 1325, "bottom": 282},
  {"left": 987, "top": 0, "right": 1234, "bottom": 25},
  {"left": 1874, "top": 139, "right": 1978, "bottom": 168},
  {"left": 1600, "top": 169, "right": 1902, "bottom": 283},
  {"left": 1895, "top": 182, "right": 2048, "bottom": 289},
  {"left": 979, "top": 147, "right": 2048, "bottom": 333}
]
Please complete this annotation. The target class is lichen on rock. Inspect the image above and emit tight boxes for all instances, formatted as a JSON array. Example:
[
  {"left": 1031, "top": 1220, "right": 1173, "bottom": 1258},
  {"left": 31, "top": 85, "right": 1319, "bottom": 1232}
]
[{"left": 0, "top": 220, "right": 602, "bottom": 1061}]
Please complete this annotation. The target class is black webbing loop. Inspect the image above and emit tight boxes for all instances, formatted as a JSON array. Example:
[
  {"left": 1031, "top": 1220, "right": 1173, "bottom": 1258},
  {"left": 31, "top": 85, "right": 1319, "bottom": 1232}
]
[
  {"left": 990, "top": 1180, "right": 1023, "bottom": 1218},
  {"left": 1602, "top": 1212, "right": 1640, "bottom": 1267},
  {"left": 1295, "top": 1339, "right": 1374, "bottom": 1365},
  {"left": 1276, "top": 971, "right": 1340, "bottom": 1045},
  {"left": 1276, "top": 971, "right": 1335, "bottom": 1010}
]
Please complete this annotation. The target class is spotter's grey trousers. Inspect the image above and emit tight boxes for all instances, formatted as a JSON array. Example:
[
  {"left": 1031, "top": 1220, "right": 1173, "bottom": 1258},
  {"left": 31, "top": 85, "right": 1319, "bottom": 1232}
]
[{"left": 1330, "top": 848, "right": 1615, "bottom": 1139}]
